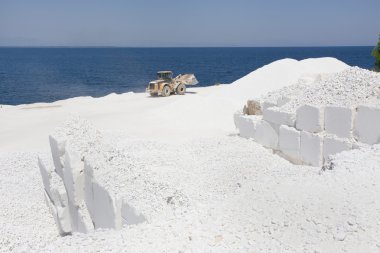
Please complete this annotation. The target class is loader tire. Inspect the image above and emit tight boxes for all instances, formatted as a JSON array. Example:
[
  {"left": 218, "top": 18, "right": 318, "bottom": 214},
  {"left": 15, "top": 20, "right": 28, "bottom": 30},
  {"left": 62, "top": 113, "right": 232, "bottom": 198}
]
[
  {"left": 176, "top": 84, "right": 186, "bottom": 95},
  {"left": 162, "top": 85, "right": 171, "bottom": 97}
]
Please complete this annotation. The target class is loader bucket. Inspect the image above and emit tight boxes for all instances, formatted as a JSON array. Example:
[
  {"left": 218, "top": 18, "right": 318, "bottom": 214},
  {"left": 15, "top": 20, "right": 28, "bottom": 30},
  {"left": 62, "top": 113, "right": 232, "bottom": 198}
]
[{"left": 174, "top": 74, "right": 199, "bottom": 86}]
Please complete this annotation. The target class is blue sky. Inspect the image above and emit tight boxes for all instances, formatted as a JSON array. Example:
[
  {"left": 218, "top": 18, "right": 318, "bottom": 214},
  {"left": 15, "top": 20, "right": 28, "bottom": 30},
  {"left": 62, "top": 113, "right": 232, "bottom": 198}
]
[{"left": 0, "top": 0, "right": 379, "bottom": 47}]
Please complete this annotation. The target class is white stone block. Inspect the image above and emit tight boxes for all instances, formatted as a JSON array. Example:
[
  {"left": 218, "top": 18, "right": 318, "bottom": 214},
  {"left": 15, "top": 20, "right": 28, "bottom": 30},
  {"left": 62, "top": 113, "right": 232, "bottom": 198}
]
[
  {"left": 84, "top": 161, "right": 122, "bottom": 230},
  {"left": 39, "top": 157, "right": 73, "bottom": 235},
  {"left": 279, "top": 125, "right": 301, "bottom": 162},
  {"left": 49, "top": 176, "right": 73, "bottom": 235},
  {"left": 263, "top": 107, "right": 295, "bottom": 126},
  {"left": 43, "top": 192, "right": 71, "bottom": 236},
  {"left": 254, "top": 120, "right": 278, "bottom": 149},
  {"left": 63, "top": 145, "right": 85, "bottom": 206},
  {"left": 324, "top": 106, "right": 353, "bottom": 138},
  {"left": 62, "top": 145, "right": 94, "bottom": 233},
  {"left": 300, "top": 131, "right": 323, "bottom": 167},
  {"left": 296, "top": 105, "right": 324, "bottom": 133},
  {"left": 323, "top": 136, "right": 352, "bottom": 160},
  {"left": 38, "top": 157, "right": 54, "bottom": 199},
  {"left": 93, "top": 181, "right": 121, "bottom": 229},
  {"left": 49, "top": 135, "right": 66, "bottom": 178},
  {"left": 354, "top": 106, "right": 380, "bottom": 144},
  {"left": 68, "top": 201, "right": 94, "bottom": 233},
  {"left": 234, "top": 113, "right": 259, "bottom": 139}
]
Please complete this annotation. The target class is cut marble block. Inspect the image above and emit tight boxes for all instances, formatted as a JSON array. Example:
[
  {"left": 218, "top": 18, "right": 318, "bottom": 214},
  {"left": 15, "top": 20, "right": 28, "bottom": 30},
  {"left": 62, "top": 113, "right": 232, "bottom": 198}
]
[
  {"left": 300, "top": 131, "right": 323, "bottom": 167},
  {"left": 354, "top": 105, "right": 380, "bottom": 145},
  {"left": 49, "top": 135, "right": 66, "bottom": 178},
  {"left": 63, "top": 145, "right": 85, "bottom": 205},
  {"left": 296, "top": 105, "right": 324, "bottom": 133},
  {"left": 324, "top": 106, "right": 353, "bottom": 138},
  {"left": 323, "top": 136, "right": 352, "bottom": 160},
  {"left": 254, "top": 120, "right": 278, "bottom": 149},
  {"left": 263, "top": 107, "right": 295, "bottom": 127},
  {"left": 234, "top": 113, "right": 259, "bottom": 139},
  {"left": 278, "top": 125, "right": 301, "bottom": 163}
]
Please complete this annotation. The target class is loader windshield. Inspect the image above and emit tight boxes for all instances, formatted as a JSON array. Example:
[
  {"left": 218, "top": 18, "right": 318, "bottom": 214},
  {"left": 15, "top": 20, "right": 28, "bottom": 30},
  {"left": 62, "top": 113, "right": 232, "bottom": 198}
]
[{"left": 157, "top": 71, "right": 173, "bottom": 80}]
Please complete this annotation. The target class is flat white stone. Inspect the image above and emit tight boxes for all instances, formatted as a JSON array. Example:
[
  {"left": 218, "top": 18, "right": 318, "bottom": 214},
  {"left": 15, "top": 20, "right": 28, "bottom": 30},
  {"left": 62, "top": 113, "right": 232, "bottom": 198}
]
[
  {"left": 234, "top": 113, "right": 259, "bottom": 139},
  {"left": 323, "top": 136, "right": 352, "bottom": 160},
  {"left": 254, "top": 120, "right": 278, "bottom": 149},
  {"left": 263, "top": 107, "right": 295, "bottom": 127},
  {"left": 296, "top": 105, "right": 324, "bottom": 133},
  {"left": 63, "top": 145, "right": 85, "bottom": 206},
  {"left": 300, "top": 131, "right": 323, "bottom": 167},
  {"left": 84, "top": 161, "right": 122, "bottom": 229},
  {"left": 354, "top": 105, "right": 380, "bottom": 144},
  {"left": 278, "top": 125, "right": 301, "bottom": 162},
  {"left": 49, "top": 135, "right": 67, "bottom": 178},
  {"left": 324, "top": 106, "right": 353, "bottom": 138}
]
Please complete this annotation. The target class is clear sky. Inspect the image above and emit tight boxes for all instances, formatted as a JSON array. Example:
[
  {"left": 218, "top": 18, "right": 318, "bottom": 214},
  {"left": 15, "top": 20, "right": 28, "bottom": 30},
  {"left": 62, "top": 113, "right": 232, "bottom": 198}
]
[{"left": 0, "top": 0, "right": 379, "bottom": 47}]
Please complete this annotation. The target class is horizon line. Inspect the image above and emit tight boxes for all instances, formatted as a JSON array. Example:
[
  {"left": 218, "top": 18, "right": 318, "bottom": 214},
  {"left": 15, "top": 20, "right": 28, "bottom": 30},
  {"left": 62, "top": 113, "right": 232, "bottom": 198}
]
[{"left": 0, "top": 45, "right": 375, "bottom": 49}]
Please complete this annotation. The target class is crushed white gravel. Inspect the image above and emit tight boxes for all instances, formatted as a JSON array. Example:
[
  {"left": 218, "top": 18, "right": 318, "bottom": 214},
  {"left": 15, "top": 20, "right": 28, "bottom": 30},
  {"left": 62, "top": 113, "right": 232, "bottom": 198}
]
[
  {"left": 263, "top": 67, "right": 380, "bottom": 112},
  {"left": 1, "top": 134, "right": 380, "bottom": 252}
]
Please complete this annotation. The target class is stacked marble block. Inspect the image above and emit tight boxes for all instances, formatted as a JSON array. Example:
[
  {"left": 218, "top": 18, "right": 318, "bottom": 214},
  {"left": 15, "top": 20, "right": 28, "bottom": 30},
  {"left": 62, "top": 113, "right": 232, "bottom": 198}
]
[
  {"left": 235, "top": 100, "right": 380, "bottom": 167},
  {"left": 39, "top": 133, "right": 145, "bottom": 236}
]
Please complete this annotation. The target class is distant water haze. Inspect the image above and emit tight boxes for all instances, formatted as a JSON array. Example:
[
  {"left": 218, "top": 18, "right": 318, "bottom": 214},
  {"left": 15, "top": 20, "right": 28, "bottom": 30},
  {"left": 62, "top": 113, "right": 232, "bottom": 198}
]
[
  {"left": 0, "top": 0, "right": 379, "bottom": 47},
  {"left": 0, "top": 47, "right": 374, "bottom": 105}
]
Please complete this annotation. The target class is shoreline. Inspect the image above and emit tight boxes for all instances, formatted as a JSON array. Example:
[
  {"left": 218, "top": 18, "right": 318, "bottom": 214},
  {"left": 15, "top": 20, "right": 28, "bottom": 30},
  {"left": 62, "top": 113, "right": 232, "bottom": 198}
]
[{"left": 0, "top": 85, "right": 226, "bottom": 108}]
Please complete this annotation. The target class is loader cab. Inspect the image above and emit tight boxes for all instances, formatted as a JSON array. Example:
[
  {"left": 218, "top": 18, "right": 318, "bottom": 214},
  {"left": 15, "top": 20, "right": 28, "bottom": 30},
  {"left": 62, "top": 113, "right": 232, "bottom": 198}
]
[{"left": 157, "top": 71, "right": 173, "bottom": 80}]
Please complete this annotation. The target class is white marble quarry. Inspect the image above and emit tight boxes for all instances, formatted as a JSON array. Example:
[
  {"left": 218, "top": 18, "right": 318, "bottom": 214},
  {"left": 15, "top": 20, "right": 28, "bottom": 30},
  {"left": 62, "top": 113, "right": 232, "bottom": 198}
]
[
  {"left": 296, "top": 105, "right": 324, "bottom": 133},
  {"left": 278, "top": 125, "right": 301, "bottom": 163},
  {"left": 354, "top": 105, "right": 380, "bottom": 145},
  {"left": 323, "top": 136, "right": 352, "bottom": 160},
  {"left": 300, "top": 131, "right": 323, "bottom": 167},
  {"left": 324, "top": 106, "right": 354, "bottom": 138},
  {"left": 39, "top": 125, "right": 147, "bottom": 236}
]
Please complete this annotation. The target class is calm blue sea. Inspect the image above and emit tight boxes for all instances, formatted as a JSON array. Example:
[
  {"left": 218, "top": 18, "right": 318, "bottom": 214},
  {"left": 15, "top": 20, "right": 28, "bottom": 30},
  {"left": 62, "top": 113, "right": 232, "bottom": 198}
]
[{"left": 0, "top": 47, "right": 374, "bottom": 105}]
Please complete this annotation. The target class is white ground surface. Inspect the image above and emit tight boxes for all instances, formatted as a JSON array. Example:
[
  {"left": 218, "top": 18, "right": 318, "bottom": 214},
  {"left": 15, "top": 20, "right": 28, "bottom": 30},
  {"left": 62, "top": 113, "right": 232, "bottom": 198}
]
[{"left": 1, "top": 58, "right": 379, "bottom": 252}]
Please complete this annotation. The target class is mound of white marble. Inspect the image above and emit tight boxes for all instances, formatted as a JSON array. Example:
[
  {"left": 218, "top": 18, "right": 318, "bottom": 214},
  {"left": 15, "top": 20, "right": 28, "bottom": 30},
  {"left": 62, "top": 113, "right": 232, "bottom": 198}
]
[
  {"left": 39, "top": 117, "right": 187, "bottom": 235},
  {"left": 235, "top": 67, "right": 380, "bottom": 167},
  {"left": 263, "top": 67, "right": 380, "bottom": 112}
]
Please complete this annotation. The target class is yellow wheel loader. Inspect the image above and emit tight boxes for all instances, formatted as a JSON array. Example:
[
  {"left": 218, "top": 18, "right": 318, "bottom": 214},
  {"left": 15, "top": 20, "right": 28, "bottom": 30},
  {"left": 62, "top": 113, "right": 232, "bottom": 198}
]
[{"left": 146, "top": 71, "right": 198, "bottom": 97}]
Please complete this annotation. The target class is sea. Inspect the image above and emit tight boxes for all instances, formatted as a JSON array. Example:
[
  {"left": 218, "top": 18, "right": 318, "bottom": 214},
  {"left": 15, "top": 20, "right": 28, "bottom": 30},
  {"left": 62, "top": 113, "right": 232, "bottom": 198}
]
[{"left": 0, "top": 47, "right": 375, "bottom": 105}]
